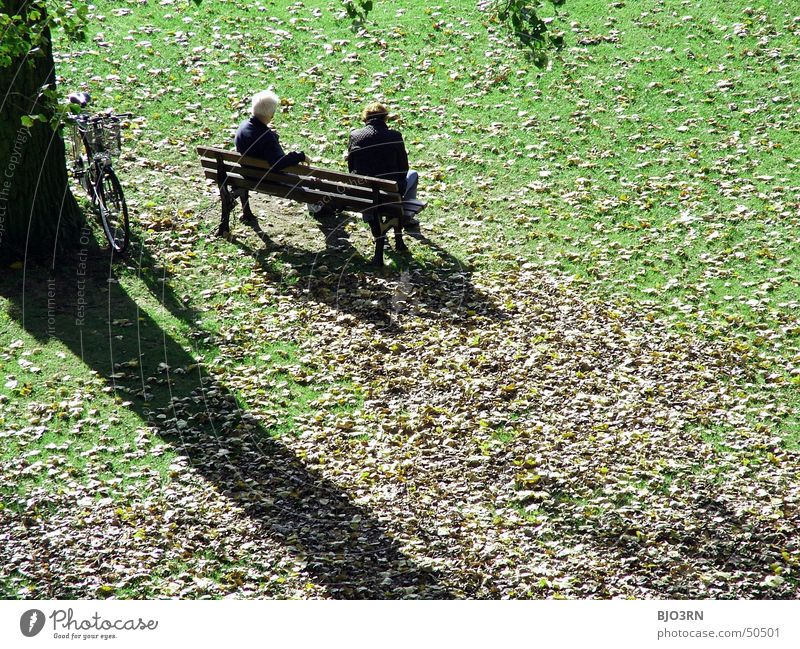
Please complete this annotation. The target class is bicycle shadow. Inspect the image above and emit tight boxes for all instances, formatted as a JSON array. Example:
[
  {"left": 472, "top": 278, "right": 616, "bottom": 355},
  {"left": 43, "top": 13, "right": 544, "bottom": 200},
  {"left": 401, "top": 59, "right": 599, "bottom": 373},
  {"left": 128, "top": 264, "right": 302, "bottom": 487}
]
[
  {"left": 122, "top": 232, "right": 208, "bottom": 336},
  {"left": 0, "top": 246, "right": 450, "bottom": 599}
]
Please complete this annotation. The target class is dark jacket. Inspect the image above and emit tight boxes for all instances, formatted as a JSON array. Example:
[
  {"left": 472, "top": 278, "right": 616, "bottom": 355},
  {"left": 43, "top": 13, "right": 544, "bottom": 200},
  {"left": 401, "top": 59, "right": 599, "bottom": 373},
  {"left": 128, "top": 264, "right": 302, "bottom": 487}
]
[
  {"left": 347, "top": 119, "right": 409, "bottom": 195},
  {"left": 234, "top": 116, "right": 305, "bottom": 171}
]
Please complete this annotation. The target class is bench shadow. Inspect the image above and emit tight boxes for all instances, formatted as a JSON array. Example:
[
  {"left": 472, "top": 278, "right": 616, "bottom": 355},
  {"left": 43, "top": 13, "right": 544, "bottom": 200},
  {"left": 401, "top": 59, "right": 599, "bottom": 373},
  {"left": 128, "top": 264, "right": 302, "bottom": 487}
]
[
  {"left": 0, "top": 249, "right": 450, "bottom": 599},
  {"left": 228, "top": 214, "right": 505, "bottom": 329}
]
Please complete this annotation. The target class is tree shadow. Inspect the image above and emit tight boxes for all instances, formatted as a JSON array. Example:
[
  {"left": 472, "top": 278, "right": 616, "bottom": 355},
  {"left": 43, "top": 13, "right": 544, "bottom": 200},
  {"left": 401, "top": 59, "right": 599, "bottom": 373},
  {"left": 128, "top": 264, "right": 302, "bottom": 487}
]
[{"left": 0, "top": 246, "right": 451, "bottom": 599}]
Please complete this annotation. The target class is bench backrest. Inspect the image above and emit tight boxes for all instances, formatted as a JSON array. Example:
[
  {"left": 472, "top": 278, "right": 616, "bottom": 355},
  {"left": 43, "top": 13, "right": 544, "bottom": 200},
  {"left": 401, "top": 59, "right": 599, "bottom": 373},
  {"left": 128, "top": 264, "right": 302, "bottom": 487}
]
[{"left": 197, "top": 146, "right": 403, "bottom": 218}]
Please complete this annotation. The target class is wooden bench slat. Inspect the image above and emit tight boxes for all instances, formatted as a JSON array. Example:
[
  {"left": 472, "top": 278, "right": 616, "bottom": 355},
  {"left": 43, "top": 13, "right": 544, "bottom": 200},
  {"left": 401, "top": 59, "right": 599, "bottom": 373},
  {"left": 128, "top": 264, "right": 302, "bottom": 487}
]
[
  {"left": 199, "top": 156, "right": 401, "bottom": 204},
  {"left": 280, "top": 164, "right": 399, "bottom": 194},
  {"left": 197, "top": 146, "right": 400, "bottom": 193},
  {"left": 202, "top": 170, "right": 403, "bottom": 217}
]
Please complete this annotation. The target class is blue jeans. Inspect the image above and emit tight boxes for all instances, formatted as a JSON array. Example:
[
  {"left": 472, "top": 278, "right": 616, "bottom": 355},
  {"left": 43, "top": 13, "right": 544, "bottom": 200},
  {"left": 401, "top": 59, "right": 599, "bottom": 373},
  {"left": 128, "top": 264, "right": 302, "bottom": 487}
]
[
  {"left": 404, "top": 170, "right": 418, "bottom": 201},
  {"left": 402, "top": 170, "right": 420, "bottom": 218}
]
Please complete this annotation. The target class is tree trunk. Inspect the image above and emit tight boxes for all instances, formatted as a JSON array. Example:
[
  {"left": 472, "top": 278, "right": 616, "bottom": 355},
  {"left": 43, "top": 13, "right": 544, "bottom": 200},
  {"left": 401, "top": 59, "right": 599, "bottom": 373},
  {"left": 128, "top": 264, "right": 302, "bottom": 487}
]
[{"left": 0, "top": 3, "right": 83, "bottom": 264}]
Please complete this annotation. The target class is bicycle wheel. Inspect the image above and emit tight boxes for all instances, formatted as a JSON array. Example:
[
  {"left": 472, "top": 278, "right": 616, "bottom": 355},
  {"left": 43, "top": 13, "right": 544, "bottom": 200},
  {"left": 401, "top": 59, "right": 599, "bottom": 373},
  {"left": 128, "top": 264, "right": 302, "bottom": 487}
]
[
  {"left": 78, "top": 158, "right": 100, "bottom": 203},
  {"left": 72, "top": 154, "right": 95, "bottom": 202},
  {"left": 95, "top": 167, "right": 130, "bottom": 254}
]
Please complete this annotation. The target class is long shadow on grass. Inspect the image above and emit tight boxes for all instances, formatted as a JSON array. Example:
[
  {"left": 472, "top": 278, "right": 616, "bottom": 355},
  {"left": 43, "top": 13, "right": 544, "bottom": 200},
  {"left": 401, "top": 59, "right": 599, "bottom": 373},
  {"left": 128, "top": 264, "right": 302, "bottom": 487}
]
[
  {"left": 0, "top": 246, "right": 450, "bottom": 599},
  {"left": 228, "top": 215, "right": 505, "bottom": 329}
]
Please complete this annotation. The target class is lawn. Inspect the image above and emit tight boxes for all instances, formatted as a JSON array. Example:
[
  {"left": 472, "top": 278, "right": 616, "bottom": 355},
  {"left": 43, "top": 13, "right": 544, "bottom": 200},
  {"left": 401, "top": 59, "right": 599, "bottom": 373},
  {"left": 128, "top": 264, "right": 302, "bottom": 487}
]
[{"left": 1, "top": 0, "right": 798, "bottom": 598}]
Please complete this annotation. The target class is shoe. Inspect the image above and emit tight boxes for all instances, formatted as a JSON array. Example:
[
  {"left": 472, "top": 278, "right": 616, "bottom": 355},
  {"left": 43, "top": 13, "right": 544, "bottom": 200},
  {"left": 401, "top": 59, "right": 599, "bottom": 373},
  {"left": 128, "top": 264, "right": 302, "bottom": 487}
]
[
  {"left": 309, "top": 204, "right": 336, "bottom": 219},
  {"left": 401, "top": 215, "right": 420, "bottom": 230}
]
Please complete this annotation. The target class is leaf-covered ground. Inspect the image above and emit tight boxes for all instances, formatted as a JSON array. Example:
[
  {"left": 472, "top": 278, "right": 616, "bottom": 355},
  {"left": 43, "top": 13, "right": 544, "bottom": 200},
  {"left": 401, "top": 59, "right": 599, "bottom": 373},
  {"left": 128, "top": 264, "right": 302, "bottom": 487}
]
[
  {"left": 3, "top": 208, "right": 798, "bottom": 598},
  {"left": 2, "top": 0, "right": 799, "bottom": 598}
]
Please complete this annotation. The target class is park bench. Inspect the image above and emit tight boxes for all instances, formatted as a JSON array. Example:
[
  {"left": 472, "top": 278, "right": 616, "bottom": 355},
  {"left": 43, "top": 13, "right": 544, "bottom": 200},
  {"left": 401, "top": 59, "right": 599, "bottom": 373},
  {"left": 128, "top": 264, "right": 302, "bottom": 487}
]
[{"left": 197, "top": 146, "right": 409, "bottom": 266}]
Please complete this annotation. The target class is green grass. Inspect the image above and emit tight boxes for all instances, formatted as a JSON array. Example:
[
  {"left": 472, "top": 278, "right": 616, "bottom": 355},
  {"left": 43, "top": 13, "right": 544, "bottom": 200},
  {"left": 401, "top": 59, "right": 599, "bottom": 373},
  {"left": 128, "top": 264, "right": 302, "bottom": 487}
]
[
  {"left": 53, "top": 2, "right": 799, "bottom": 364},
  {"left": 2, "top": 0, "right": 798, "bottom": 597}
]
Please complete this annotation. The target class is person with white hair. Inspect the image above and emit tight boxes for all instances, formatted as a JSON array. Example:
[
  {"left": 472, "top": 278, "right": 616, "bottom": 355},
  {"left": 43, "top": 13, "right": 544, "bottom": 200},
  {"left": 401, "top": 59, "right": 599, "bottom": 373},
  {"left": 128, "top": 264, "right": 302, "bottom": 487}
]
[{"left": 234, "top": 90, "right": 307, "bottom": 224}]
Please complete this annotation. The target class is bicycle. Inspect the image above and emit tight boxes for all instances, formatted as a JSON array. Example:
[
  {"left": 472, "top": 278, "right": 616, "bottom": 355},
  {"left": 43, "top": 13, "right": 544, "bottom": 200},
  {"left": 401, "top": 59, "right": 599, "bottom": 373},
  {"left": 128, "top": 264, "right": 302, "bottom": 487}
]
[{"left": 67, "top": 91, "right": 132, "bottom": 254}]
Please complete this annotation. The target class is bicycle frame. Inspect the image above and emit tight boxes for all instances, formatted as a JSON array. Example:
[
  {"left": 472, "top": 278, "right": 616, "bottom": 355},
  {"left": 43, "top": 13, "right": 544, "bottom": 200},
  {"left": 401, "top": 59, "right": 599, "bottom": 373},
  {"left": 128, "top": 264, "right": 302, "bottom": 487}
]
[
  {"left": 69, "top": 112, "right": 127, "bottom": 200},
  {"left": 66, "top": 98, "right": 133, "bottom": 254}
]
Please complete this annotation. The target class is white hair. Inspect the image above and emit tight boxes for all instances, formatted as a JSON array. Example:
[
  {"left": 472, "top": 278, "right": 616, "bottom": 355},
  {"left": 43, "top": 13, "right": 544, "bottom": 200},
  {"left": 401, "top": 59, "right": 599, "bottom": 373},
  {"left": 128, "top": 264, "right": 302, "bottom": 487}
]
[{"left": 251, "top": 90, "right": 279, "bottom": 122}]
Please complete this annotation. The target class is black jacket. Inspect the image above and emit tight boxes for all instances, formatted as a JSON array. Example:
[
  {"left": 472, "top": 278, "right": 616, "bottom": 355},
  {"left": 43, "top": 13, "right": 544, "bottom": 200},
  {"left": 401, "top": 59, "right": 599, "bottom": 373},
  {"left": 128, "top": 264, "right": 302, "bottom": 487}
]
[
  {"left": 234, "top": 117, "right": 305, "bottom": 171},
  {"left": 347, "top": 119, "right": 409, "bottom": 194}
]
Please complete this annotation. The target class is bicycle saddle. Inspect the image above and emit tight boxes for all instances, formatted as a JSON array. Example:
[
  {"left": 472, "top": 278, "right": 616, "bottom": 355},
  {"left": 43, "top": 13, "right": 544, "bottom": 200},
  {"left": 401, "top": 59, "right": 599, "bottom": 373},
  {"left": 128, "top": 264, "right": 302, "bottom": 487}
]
[{"left": 68, "top": 92, "right": 91, "bottom": 108}]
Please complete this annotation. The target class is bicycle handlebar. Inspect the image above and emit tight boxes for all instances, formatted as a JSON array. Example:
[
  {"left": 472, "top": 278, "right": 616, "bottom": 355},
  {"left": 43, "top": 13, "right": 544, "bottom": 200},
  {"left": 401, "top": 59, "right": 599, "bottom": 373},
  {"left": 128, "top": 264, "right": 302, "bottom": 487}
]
[
  {"left": 67, "top": 91, "right": 133, "bottom": 123},
  {"left": 71, "top": 112, "right": 133, "bottom": 125}
]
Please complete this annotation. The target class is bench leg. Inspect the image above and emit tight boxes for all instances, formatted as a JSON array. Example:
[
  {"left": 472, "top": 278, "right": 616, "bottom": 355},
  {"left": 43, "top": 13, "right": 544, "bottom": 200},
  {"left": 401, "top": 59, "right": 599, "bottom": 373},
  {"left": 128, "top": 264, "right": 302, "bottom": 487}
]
[
  {"left": 394, "top": 225, "right": 408, "bottom": 253},
  {"left": 217, "top": 197, "right": 231, "bottom": 237},
  {"left": 367, "top": 216, "right": 385, "bottom": 266},
  {"left": 239, "top": 191, "right": 255, "bottom": 221},
  {"left": 367, "top": 215, "right": 404, "bottom": 266},
  {"left": 217, "top": 184, "right": 235, "bottom": 237},
  {"left": 372, "top": 235, "right": 386, "bottom": 266}
]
